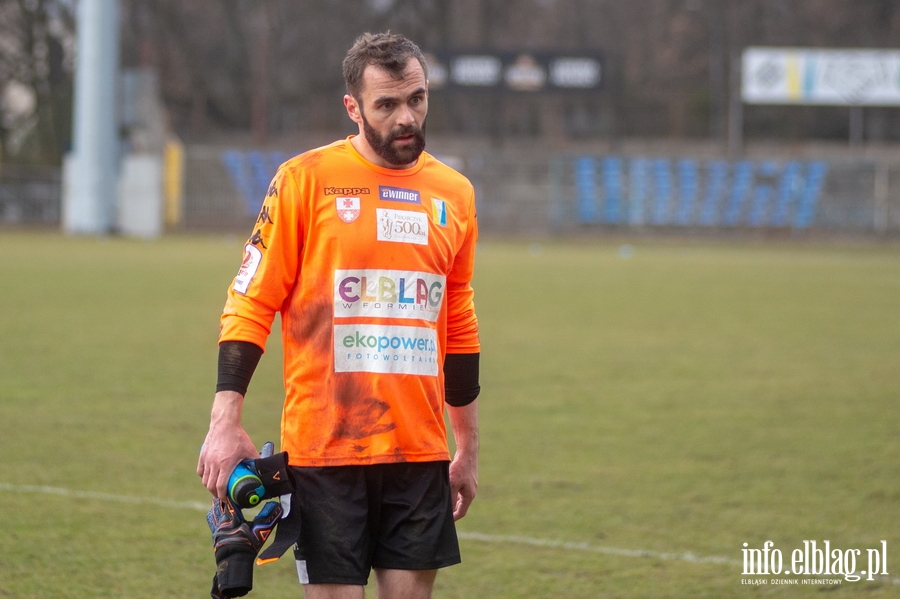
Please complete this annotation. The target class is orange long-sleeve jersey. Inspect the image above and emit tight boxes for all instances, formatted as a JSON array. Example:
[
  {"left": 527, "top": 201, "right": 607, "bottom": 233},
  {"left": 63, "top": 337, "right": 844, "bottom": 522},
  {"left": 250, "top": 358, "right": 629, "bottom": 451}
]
[{"left": 220, "top": 138, "right": 480, "bottom": 467}]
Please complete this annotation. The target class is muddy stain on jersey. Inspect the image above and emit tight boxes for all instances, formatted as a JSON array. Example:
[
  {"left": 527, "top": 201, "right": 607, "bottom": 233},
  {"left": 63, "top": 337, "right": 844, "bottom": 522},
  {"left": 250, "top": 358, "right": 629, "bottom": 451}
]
[
  {"left": 332, "top": 375, "right": 396, "bottom": 441},
  {"left": 294, "top": 150, "right": 324, "bottom": 171},
  {"left": 287, "top": 293, "right": 331, "bottom": 355}
]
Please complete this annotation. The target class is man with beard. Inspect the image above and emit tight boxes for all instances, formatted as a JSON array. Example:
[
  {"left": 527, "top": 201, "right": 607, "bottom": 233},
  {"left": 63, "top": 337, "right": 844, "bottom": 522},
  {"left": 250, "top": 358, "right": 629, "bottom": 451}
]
[{"left": 198, "top": 32, "right": 481, "bottom": 599}]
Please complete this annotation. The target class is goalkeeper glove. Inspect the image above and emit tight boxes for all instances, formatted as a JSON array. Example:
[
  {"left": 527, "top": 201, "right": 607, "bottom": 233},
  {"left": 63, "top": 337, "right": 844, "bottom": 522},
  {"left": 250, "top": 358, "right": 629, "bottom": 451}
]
[{"left": 207, "top": 497, "right": 281, "bottom": 598}]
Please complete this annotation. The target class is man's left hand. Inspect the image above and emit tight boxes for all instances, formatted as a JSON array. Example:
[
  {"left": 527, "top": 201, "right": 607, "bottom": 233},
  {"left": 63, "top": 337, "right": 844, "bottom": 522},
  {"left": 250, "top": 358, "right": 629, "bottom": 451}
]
[
  {"left": 447, "top": 399, "right": 479, "bottom": 521},
  {"left": 449, "top": 450, "right": 477, "bottom": 521}
]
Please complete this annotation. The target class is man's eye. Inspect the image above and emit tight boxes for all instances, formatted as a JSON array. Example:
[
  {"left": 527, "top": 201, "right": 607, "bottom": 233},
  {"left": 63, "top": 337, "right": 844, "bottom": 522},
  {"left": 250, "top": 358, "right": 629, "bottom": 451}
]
[{"left": 380, "top": 103, "right": 394, "bottom": 110}]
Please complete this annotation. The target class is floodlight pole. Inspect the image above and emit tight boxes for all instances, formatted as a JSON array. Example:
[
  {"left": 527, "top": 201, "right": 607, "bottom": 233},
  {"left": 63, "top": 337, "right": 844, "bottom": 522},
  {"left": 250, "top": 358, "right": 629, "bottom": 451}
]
[
  {"left": 63, "top": 0, "right": 120, "bottom": 235},
  {"left": 727, "top": 50, "right": 743, "bottom": 159},
  {"left": 849, "top": 106, "right": 864, "bottom": 147}
]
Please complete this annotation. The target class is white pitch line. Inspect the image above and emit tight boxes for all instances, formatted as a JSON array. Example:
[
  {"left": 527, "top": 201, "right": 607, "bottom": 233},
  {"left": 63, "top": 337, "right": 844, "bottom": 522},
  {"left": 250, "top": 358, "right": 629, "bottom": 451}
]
[
  {"left": 5, "top": 481, "right": 898, "bottom": 585},
  {"left": 0, "top": 482, "right": 210, "bottom": 512},
  {"left": 457, "top": 532, "right": 740, "bottom": 565},
  {"left": 1, "top": 483, "right": 734, "bottom": 564}
]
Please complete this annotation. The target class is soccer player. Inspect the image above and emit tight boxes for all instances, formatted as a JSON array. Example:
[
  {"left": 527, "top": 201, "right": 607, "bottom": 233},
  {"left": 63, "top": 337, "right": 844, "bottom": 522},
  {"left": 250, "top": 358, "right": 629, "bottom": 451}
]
[{"left": 197, "top": 32, "right": 481, "bottom": 599}]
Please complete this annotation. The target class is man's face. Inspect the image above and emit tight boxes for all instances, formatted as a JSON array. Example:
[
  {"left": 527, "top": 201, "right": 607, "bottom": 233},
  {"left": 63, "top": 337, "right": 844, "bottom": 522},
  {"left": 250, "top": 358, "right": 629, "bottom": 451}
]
[
  {"left": 359, "top": 104, "right": 426, "bottom": 167},
  {"left": 345, "top": 61, "right": 428, "bottom": 169}
]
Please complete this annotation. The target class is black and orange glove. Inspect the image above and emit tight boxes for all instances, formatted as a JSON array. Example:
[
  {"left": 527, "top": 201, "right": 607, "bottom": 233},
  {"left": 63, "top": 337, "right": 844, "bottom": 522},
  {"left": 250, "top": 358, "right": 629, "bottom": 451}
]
[{"left": 207, "top": 497, "right": 281, "bottom": 598}]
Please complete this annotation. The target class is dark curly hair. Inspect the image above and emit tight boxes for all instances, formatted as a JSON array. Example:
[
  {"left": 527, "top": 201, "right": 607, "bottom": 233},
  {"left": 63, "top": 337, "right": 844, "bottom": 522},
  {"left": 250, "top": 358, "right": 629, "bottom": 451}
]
[{"left": 342, "top": 32, "right": 428, "bottom": 99}]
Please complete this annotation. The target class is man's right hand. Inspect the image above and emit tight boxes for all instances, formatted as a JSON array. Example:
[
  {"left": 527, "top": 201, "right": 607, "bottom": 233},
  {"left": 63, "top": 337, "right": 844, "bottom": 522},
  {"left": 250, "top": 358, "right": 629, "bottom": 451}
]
[{"left": 197, "top": 391, "right": 260, "bottom": 500}]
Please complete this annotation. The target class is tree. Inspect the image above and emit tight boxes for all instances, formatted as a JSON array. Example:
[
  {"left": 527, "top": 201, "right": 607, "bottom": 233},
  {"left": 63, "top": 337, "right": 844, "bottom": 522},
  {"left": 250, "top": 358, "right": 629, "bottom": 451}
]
[{"left": 0, "top": 0, "right": 75, "bottom": 166}]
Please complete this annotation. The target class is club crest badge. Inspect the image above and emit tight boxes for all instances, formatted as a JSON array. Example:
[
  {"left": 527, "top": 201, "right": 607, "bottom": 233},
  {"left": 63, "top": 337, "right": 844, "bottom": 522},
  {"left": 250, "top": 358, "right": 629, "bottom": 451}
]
[
  {"left": 432, "top": 198, "right": 447, "bottom": 227},
  {"left": 336, "top": 197, "right": 360, "bottom": 223}
]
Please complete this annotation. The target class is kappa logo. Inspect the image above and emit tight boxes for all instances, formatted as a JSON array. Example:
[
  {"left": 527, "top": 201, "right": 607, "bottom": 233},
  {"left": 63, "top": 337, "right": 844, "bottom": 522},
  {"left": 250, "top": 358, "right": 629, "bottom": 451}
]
[
  {"left": 337, "top": 197, "right": 361, "bottom": 223},
  {"left": 248, "top": 228, "right": 267, "bottom": 248},
  {"left": 257, "top": 205, "right": 274, "bottom": 225},
  {"left": 325, "top": 187, "right": 371, "bottom": 196}
]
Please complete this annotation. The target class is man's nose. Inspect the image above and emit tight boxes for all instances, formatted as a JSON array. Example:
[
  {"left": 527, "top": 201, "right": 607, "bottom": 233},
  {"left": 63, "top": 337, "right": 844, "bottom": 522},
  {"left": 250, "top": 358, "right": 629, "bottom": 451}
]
[{"left": 394, "top": 103, "right": 415, "bottom": 127}]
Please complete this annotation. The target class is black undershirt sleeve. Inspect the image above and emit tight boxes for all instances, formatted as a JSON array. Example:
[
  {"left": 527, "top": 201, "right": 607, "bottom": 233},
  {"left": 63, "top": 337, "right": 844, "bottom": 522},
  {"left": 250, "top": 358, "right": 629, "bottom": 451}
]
[
  {"left": 443, "top": 352, "right": 480, "bottom": 407},
  {"left": 219, "top": 342, "right": 477, "bottom": 403},
  {"left": 216, "top": 341, "right": 264, "bottom": 396}
]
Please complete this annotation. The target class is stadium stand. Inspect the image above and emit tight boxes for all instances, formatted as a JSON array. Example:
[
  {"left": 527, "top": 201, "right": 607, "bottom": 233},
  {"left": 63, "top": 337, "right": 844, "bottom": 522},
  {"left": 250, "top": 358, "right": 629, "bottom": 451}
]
[{"left": 557, "top": 155, "right": 830, "bottom": 231}]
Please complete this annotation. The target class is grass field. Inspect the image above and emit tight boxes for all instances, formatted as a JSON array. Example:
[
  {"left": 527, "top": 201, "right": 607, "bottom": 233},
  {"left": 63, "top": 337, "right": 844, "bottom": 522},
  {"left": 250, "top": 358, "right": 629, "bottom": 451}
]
[{"left": 1, "top": 231, "right": 899, "bottom": 598}]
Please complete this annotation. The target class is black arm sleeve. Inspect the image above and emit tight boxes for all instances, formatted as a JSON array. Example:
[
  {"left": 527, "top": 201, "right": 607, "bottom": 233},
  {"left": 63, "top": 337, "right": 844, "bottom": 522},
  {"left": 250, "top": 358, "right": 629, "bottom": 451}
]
[
  {"left": 216, "top": 341, "right": 264, "bottom": 396},
  {"left": 443, "top": 352, "right": 480, "bottom": 407}
]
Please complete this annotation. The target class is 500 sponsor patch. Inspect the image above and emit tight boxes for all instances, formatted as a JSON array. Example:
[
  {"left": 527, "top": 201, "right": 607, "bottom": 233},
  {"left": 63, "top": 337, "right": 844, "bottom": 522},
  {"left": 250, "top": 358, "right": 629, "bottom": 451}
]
[
  {"left": 334, "top": 324, "right": 438, "bottom": 376},
  {"left": 334, "top": 269, "right": 445, "bottom": 322},
  {"left": 376, "top": 208, "right": 429, "bottom": 245}
]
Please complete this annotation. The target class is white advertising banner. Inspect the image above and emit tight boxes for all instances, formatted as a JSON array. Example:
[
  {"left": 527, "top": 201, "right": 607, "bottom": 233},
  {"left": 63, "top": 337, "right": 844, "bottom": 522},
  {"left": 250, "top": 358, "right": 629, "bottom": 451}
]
[{"left": 742, "top": 47, "right": 900, "bottom": 106}]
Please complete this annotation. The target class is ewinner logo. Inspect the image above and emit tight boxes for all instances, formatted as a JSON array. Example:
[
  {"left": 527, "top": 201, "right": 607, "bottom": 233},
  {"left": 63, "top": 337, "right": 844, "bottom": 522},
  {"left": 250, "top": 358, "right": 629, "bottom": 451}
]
[
  {"left": 334, "top": 324, "right": 438, "bottom": 376},
  {"left": 379, "top": 186, "right": 421, "bottom": 204},
  {"left": 334, "top": 269, "right": 445, "bottom": 322}
]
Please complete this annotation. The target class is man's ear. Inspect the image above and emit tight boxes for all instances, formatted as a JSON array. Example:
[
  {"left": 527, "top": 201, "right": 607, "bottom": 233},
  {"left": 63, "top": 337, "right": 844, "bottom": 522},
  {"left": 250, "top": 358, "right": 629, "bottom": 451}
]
[{"left": 344, "top": 94, "right": 362, "bottom": 125}]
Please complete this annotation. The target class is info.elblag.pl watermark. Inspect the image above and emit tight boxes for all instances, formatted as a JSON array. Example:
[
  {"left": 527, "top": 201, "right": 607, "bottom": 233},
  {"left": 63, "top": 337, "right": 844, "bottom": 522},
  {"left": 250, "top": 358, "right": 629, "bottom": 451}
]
[{"left": 741, "top": 540, "right": 889, "bottom": 585}]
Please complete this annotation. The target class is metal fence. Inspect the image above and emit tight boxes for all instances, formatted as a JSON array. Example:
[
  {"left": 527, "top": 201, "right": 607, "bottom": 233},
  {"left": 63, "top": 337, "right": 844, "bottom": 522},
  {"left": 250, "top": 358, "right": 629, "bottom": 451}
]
[
  {"left": 0, "top": 167, "right": 61, "bottom": 226},
  {"left": 4, "top": 143, "right": 899, "bottom": 237}
]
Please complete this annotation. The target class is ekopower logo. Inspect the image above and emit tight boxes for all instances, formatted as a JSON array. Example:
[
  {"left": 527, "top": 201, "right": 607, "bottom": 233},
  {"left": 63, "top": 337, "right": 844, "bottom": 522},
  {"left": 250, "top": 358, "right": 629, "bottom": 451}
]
[
  {"left": 334, "top": 324, "right": 438, "bottom": 376},
  {"left": 340, "top": 329, "right": 437, "bottom": 353},
  {"left": 741, "top": 540, "right": 889, "bottom": 585}
]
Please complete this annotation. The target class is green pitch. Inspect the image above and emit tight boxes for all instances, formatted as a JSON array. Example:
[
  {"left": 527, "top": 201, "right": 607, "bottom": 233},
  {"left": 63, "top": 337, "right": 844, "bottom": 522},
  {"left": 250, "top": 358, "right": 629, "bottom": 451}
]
[{"left": 1, "top": 232, "right": 898, "bottom": 598}]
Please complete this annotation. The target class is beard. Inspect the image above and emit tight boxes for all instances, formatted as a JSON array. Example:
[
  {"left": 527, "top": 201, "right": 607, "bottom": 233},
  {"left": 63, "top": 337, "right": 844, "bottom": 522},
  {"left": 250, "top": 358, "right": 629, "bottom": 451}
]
[{"left": 361, "top": 111, "right": 427, "bottom": 166}]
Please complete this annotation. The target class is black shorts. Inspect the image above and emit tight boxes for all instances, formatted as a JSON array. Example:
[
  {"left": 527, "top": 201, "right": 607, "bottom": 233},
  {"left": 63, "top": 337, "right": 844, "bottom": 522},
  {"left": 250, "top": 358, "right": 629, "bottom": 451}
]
[{"left": 290, "top": 461, "right": 460, "bottom": 585}]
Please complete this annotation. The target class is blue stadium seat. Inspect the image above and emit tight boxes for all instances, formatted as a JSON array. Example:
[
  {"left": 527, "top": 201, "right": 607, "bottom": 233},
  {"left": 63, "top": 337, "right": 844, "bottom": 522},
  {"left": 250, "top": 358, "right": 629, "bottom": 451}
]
[
  {"left": 247, "top": 151, "right": 272, "bottom": 215},
  {"left": 675, "top": 159, "right": 698, "bottom": 226},
  {"left": 628, "top": 158, "right": 649, "bottom": 225},
  {"left": 220, "top": 150, "right": 257, "bottom": 216},
  {"left": 771, "top": 161, "right": 801, "bottom": 227},
  {"left": 602, "top": 157, "right": 623, "bottom": 224},
  {"left": 561, "top": 155, "right": 830, "bottom": 231},
  {"left": 793, "top": 161, "right": 828, "bottom": 229},
  {"left": 575, "top": 157, "right": 599, "bottom": 224},
  {"left": 221, "top": 150, "right": 293, "bottom": 218},
  {"left": 699, "top": 160, "right": 728, "bottom": 226},
  {"left": 724, "top": 161, "right": 753, "bottom": 226},
  {"left": 651, "top": 159, "right": 672, "bottom": 225},
  {"left": 748, "top": 161, "right": 778, "bottom": 227}
]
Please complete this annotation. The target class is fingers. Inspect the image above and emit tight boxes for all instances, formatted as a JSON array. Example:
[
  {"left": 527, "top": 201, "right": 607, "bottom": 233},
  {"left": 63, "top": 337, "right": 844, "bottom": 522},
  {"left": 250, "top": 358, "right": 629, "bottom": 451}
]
[
  {"left": 450, "top": 473, "right": 476, "bottom": 521},
  {"left": 452, "top": 485, "right": 474, "bottom": 521},
  {"left": 215, "top": 468, "right": 231, "bottom": 501},
  {"left": 198, "top": 462, "right": 234, "bottom": 500},
  {"left": 198, "top": 456, "right": 220, "bottom": 498},
  {"left": 449, "top": 456, "right": 477, "bottom": 521},
  {"left": 197, "top": 424, "right": 260, "bottom": 499},
  {"left": 197, "top": 451, "right": 229, "bottom": 500}
]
